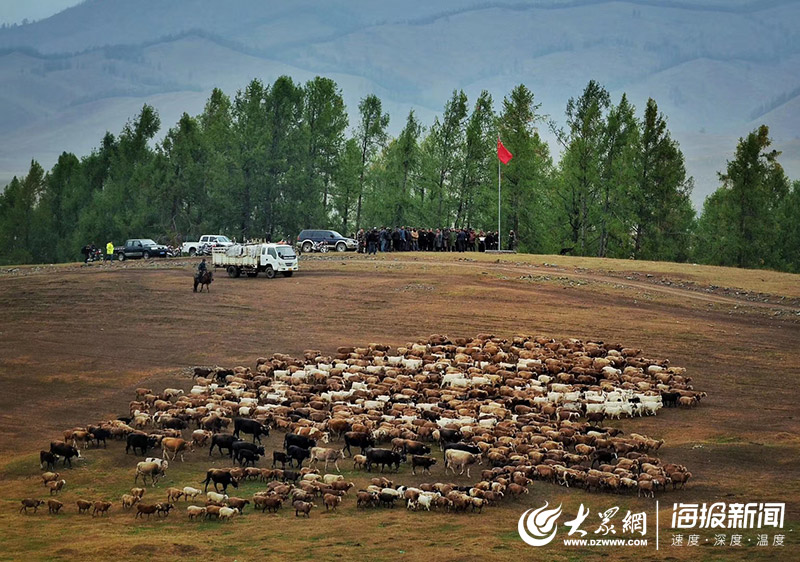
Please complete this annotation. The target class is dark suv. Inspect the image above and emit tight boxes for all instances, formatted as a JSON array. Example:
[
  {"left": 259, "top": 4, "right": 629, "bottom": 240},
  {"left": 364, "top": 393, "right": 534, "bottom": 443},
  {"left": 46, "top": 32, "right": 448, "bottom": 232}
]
[{"left": 296, "top": 230, "right": 357, "bottom": 253}]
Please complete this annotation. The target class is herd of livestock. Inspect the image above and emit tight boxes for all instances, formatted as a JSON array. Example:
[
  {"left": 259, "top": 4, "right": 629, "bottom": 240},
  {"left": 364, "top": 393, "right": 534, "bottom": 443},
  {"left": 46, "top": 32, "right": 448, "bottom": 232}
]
[{"left": 23, "top": 334, "right": 704, "bottom": 520}]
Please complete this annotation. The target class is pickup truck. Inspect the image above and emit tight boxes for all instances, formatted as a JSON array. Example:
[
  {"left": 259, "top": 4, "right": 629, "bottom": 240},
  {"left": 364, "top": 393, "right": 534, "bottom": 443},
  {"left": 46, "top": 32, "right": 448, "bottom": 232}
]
[
  {"left": 115, "top": 239, "right": 168, "bottom": 261},
  {"left": 182, "top": 235, "right": 234, "bottom": 256},
  {"left": 212, "top": 243, "right": 298, "bottom": 279}
]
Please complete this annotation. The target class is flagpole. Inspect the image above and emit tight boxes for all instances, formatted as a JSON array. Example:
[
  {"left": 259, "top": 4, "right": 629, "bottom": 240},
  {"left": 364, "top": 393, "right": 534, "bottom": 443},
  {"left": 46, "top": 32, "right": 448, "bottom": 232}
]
[{"left": 498, "top": 151, "right": 501, "bottom": 251}]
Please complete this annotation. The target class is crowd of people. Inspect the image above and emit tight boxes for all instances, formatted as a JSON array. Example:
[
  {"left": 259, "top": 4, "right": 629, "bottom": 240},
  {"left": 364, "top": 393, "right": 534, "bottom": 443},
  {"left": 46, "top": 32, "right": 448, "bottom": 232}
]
[{"left": 355, "top": 227, "right": 516, "bottom": 255}]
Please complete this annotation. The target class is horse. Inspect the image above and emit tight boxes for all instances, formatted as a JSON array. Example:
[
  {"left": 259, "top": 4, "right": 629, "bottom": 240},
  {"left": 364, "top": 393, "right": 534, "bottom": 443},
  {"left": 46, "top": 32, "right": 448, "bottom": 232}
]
[{"left": 194, "top": 270, "right": 213, "bottom": 292}]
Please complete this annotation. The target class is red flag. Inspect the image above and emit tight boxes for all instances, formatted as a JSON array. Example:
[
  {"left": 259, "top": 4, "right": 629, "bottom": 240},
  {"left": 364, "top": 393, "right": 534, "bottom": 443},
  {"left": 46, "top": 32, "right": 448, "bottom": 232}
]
[{"left": 497, "top": 138, "right": 513, "bottom": 164}]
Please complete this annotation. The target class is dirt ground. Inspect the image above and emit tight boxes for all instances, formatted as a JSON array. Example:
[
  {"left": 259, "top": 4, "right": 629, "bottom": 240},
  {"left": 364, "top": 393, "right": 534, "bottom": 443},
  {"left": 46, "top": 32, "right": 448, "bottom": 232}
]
[{"left": 0, "top": 252, "right": 798, "bottom": 561}]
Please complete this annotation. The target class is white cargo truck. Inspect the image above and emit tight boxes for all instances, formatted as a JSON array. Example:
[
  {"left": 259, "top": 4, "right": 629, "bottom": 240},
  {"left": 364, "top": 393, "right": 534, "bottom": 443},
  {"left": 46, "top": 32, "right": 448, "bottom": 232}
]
[{"left": 212, "top": 243, "right": 298, "bottom": 279}]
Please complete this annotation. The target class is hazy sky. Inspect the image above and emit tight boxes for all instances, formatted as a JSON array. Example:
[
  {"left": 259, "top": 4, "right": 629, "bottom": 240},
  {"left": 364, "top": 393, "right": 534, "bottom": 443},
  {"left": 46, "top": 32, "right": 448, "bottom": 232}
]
[{"left": 0, "top": 0, "right": 81, "bottom": 25}]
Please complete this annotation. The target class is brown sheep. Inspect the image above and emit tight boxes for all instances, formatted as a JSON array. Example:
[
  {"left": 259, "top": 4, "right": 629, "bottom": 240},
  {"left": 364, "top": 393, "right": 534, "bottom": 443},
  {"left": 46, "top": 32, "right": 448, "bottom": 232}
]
[
  {"left": 76, "top": 499, "right": 93, "bottom": 514},
  {"left": 20, "top": 499, "right": 45, "bottom": 514},
  {"left": 92, "top": 501, "right": 112, "bottom": 516},
  {"left": 47, "top": 479, "right": 66, "bottom": 495},
  {"left": 323, "top": 493, "right": 341, "bottom": 511}
]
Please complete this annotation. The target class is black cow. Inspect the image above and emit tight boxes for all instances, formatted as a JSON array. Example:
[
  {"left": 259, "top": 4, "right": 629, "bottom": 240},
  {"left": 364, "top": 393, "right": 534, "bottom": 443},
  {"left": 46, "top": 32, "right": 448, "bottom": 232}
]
[
  {"left": 343, "top": 431, "right": 374, "bottom": 457},
  {"left": 364, "top": 448, "right": 403, "bottom": 473},
  {"left": 40, "top": 450, "right": 59, "bottom": 470},
  {"left": 286, "top": 445, "right": 311, "bottom": 467},
  {"left": 233, "top": 418, "right": 270, "bottom": 443},
  {"left": 209, "top": 434, "right": 238, "bottom": 457},
  {"left": 231, "top": 441, "right": 265, "bottom": 465},
  {"left": 125, "top": 433, "right": 158, "bottom": 456},
  {"left": 284, "top": 433, "right": 316, "bottom": 451},
  {"left": 411, "top": 455, "right": 437, "bottom": 475},
  {"left": 237, "top": 450, "right": 260, "bottom": 467},
  {"left": 443, "top": 442, "right": 481, "bottom": 456},
  {"left": 49, "top": 442, "right": 81, "bottom": 467},
  {"left": 403, "top": 441, "right": 431, "bottom": 456},
  {"left": 162, "top": 417, "right": 188, "bottom": 431},
  {"left": 438, "top": 428, "right": 462, "bottom": 447},
  {"left": 202, "top": 469, "right": 239, "bottom": 493},
  {"left": 272, "top": 451, "right": 288, "bottom": 468},
  {"left": 90, "top": 428, "right": 111, "bottom": 448}
]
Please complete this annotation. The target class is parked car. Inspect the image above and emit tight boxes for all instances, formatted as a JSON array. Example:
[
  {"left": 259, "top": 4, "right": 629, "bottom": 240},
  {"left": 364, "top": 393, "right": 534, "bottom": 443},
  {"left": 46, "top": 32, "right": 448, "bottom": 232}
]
[
  {"left": 114, "top": 239, "right": 169, "bottom": 260},
  {"left": 181, "top": 235, "right": 233, "bottom": 256},
  {"left": 296, "top": 229, "right": 357, "bottom": 253}
]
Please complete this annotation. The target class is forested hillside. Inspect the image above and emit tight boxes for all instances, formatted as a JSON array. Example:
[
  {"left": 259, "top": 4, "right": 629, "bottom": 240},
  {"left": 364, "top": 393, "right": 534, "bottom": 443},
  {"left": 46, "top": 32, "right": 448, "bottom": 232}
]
[{"left": 1, "top": 77, "right": 797, "bottom": 271}]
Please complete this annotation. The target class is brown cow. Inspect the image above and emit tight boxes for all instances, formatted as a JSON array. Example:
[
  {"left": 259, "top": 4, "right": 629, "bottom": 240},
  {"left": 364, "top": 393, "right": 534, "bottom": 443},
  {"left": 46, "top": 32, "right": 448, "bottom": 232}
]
[{"left": 161, "top": 438, "right": 192, "bottom": 462}]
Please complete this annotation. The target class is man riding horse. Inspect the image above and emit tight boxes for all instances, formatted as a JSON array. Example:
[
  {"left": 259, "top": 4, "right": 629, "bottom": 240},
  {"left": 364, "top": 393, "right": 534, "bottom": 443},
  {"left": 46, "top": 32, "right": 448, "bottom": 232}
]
[{"left": 193, "top": 258, "right": 211, "bottom": 292}]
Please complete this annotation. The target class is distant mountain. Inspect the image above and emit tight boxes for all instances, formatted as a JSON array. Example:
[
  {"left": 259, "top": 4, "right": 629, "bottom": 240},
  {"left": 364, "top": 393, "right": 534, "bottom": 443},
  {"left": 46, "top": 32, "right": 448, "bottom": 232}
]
[{"left": 1, "top": 0, "right": 799, "bottom": 206}]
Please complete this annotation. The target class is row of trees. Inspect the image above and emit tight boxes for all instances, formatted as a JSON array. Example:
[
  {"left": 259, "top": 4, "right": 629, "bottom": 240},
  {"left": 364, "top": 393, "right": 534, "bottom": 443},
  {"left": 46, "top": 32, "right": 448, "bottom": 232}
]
[{"left": 0, "top": 76, "right": 797, "bottom": 271}]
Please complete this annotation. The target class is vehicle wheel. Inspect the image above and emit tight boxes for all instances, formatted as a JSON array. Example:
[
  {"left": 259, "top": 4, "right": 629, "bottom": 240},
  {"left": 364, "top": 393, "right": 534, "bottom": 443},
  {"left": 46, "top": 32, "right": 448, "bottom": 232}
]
[
  {"left": 265, "top": 266, "right": 276, "bottom": 279},
  {"left": 142, "top": 251, "right": 150, "bottom": 260},
  {"left": 284, "top": 271, "right": 293, "bottom": 278},
  {"left": 117, "top": 253, "right": 125, "bottom": 262},
  {"left": 302, "top": 241, "right": 312, "bottom": 253},
  {"left": 189, "top": 248, "right": 196, "bottom": 256},
  {"left": 246, "top": 271, "right": 258, "bottom": 278},
  {"left": 336, "top": 242, "right": 346, "bottom": 252},
  {"left": 227, "top": 266, "right": 240, "bottom": 278}
]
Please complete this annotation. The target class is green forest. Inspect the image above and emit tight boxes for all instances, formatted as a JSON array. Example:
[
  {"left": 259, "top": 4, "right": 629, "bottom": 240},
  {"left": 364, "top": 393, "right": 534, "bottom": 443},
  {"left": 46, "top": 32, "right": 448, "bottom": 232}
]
[{"left": 1, "top": 76, "right": 798, "bottom": 271}]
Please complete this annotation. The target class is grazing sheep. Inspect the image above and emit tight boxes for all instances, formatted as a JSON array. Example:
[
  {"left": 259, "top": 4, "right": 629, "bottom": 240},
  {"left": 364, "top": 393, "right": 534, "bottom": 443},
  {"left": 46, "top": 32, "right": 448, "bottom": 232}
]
[
  {"left": 20, "top": 499, "right": 45, "bottom": 514},
  {"left": 121, "top": 494, "right": 140, "bottom": 509},
  {"left": 92, "top": 501, "right": 112, "bottom": 516},
  {"left": 47, "top": 479, "right": 66, "bottom": 495},
  {"left": 47, "top": 499, "right": 64, "bottom": 514}
]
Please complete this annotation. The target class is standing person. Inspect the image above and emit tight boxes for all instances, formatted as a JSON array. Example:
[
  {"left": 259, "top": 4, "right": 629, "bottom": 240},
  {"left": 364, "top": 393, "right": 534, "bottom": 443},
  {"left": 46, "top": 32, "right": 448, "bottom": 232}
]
[
  {"left": 380, "top": 227, "right": 389, "bottom": 253},
  {"left": 367, "top": 228, "right": 379, "bottom": 255},
  {"left": 357, "top": 228, "right": 366, "bottom": 254},
  {"left": 456, "top": 229, "right": 466, "bottom": 252},
  {"left": 508, "top": 230, "right": 517, "bottom": 252},
  {"left": 105, "top": 241, "right": 114, "bottom": 263}
]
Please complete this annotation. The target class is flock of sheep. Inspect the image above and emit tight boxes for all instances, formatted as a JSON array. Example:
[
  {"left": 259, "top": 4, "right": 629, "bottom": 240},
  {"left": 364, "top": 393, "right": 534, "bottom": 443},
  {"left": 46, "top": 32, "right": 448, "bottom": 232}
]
[{"left": 24, "top": 333, "right": 704, "bottom": 520}]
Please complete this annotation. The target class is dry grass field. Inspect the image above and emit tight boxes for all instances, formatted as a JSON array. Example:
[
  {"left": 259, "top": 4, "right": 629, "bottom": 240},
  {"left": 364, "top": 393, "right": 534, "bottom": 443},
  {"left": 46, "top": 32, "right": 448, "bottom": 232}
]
[{"left": 0, "top": 252, "right": 798, "bottom": 561}]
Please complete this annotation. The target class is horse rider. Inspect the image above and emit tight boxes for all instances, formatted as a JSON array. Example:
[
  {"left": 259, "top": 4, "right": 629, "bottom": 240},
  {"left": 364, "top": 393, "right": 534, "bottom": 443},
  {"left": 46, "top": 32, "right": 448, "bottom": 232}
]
[{"left": 193, "top": 258, "right": 207, "bottom": 292}]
